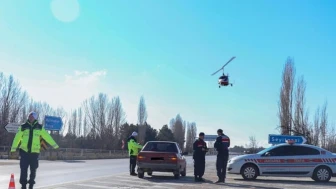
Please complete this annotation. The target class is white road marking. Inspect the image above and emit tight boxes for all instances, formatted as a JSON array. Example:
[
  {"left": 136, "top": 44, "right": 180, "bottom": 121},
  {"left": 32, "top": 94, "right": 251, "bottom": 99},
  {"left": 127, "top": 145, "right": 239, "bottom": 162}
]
[
  {"left": 75, "top": 183, "right": 135, "bottom": 188},
  {"left": 92, "top": 176, "right": 188, "bottom": 187}
]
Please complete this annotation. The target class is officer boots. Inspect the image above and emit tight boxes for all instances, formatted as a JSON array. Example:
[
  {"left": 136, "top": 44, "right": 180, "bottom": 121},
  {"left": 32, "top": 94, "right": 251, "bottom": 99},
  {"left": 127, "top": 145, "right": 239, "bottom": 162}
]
[
  {"left": 194, "top": 176, "right": 205, "bottom": 182},
  {"left": 215, "top": 177, "right": 225, "bottom": 183},
  {"left": 198, "top": 177, "right": 205, "bottom": 182}
]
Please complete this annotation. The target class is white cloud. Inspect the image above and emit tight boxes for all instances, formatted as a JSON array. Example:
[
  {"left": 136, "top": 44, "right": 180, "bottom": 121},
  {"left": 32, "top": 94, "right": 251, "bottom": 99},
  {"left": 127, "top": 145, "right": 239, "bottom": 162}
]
[
  {"left": 22, "top": 70, "right": 107, "bottom": 112},
  {"left": 65, "top": 70, "right": 107, "bottom": 84}
]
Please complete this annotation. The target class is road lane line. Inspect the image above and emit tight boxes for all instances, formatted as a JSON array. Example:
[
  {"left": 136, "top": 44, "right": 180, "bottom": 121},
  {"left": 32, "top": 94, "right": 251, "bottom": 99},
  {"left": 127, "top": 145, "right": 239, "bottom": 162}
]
[
  {"left": 113, "top": 178, "right": 191, "bottom": 186},
  {"left": 34, "top": 173, "right": 129, "bottom": 189},
  {"left": 75, "top": 183, "right": 144, "bottom": 188},
  {"left": 91, "top": 180, "right": 173, "bottom": 189},
  {"left": 91, "top": 178, "right": 177, "bottom": 188},
  {"left": 94, "top": 176, "right": 193, "bottom": 187}
]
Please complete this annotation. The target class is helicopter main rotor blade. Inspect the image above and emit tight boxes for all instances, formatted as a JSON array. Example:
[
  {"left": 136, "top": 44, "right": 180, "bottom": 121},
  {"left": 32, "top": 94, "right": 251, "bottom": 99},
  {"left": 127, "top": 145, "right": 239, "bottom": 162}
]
[
  {"left": 211, "top": 67, "right": 223, "bottom": 76},
  {"left": 222, "top": 56, "right": 236, "bottom": 68},
  {"left": 211, "top": 56, "right": 236, "bottom": 76}
]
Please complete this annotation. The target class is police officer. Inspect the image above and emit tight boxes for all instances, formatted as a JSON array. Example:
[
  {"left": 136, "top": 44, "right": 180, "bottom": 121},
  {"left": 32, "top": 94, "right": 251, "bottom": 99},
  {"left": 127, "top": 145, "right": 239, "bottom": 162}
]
[
  {"left": 127, "top": 131, "right": 143, "bottom": 176},
  {"left": 10, "top": 111, "right": 59, "bottom": 189},
  {"left": 214, "top": 129, "right": 230, "bottom": 183},
  {"left": 193, "top": 132, "right": 208, "bottom": 182}
]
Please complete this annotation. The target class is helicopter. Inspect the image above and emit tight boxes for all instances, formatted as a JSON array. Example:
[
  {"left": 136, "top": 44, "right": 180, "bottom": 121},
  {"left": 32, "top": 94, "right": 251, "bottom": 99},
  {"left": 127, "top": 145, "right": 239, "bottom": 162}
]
[{"left": 211, "top": 56, "right": 236, "bottom": 88}]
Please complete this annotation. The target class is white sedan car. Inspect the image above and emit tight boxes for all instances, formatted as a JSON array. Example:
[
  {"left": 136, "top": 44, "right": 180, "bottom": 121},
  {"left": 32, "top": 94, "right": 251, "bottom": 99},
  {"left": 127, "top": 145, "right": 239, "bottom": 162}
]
[{"left": 227, "top": 141, "right": 336, "bottom": 182}]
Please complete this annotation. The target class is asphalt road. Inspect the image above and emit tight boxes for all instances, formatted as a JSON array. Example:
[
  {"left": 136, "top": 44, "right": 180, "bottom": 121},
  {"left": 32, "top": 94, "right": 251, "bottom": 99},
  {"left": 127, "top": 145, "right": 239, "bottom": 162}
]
[{"left": 1, "top": 155, "right": 336, "bottom": 189}]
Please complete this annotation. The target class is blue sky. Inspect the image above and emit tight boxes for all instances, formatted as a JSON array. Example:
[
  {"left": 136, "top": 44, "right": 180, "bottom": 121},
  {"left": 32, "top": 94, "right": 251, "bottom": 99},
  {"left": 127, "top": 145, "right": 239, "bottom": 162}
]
[{"left": 1, "top": 0, "right": 336, "bottom": 147}]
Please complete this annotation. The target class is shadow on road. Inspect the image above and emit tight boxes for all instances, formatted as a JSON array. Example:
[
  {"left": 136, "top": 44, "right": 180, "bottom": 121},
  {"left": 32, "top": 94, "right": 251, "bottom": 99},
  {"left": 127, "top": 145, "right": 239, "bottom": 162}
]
[
  {"left": 143, "top": 175, "right": 195, "bottom": 183},
  {"left": 142, "top": 174, "right": 217, "bottom": 184},
  {"left": 234, "top": 178, "right": 336, "bottom": 187}
]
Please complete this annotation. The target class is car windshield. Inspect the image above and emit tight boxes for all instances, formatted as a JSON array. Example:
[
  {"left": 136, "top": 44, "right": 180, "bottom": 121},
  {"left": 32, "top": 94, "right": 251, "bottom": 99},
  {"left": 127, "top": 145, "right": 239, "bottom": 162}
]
[
  {"left": 256, "top": 145, "right": 277, "bottom": 155},
  {"left": 142, "top": 142, "right": 178, "bottom": 153}
]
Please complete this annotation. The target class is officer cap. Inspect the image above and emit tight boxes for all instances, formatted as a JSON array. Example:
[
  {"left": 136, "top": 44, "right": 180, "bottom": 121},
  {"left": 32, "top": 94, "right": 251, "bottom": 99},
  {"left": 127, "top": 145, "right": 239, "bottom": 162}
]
[
  {"left": 28, "top": 111, "right": 38, "bottom": 120},
  {"left": 217, "top": 129, "right": 223, "bottom": 134},
  {"left": 199, "top": 132, "right": 205, "bottom": 136}
]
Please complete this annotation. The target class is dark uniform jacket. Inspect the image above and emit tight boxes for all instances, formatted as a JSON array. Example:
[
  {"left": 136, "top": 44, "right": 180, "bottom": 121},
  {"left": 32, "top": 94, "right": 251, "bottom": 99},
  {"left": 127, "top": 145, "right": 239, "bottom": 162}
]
[
  {"left": 193, "top": 138, "right": 208, "bottom": 160},
  {"left": 214, "top": 134, "right": 230, "bottom": 156}
]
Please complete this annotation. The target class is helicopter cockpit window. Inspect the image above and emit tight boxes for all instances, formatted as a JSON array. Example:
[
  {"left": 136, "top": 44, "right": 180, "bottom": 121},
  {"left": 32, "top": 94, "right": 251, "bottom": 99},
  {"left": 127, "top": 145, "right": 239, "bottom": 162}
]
[{"left": 219, "top": 76, "right": 228, "bottom": 81}]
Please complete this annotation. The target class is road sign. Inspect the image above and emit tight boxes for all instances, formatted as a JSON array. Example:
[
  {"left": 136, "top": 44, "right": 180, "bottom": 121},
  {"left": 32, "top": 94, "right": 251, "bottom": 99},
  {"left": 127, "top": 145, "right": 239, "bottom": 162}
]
[
  {"left": 44, "top": 115, "right": 63, "bottom": 131},
  {"left": 268, "top": 134, "right": 307, "bottom": 144},
  {"left": 5, "top": 123, "right": 20, "bottom": 133},
  {"left": 194, "top": 135, "right": 218, "bottom": 141},
  {"left": 194, "top": 135, "right": 218, "bottom": 149}
]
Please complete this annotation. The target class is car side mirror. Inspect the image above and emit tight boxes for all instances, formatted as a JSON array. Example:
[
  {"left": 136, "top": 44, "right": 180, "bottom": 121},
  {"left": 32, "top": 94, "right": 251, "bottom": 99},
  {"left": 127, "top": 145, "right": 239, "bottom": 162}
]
[{"left": 182, "top": 152, "right": 188, "bottom": 156}]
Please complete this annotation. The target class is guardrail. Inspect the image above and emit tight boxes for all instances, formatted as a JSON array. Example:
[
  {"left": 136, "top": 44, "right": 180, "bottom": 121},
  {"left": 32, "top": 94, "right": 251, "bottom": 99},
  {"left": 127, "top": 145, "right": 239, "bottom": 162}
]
[{"left": 0, "top": 146, "right": 244, "bottom": 160}]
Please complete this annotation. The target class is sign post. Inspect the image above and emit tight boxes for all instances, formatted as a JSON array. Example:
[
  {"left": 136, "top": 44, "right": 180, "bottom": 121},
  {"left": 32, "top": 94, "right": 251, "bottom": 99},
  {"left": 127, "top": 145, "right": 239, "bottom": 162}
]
[
  {"left": 4, "top": 123, "right": 20, "bottom": 133},
  {"left": 44, "top": 115, "right": 63, "bottom": 131},
  {"left": 268, "top": 134, "right": 307, "bottom": 144}
]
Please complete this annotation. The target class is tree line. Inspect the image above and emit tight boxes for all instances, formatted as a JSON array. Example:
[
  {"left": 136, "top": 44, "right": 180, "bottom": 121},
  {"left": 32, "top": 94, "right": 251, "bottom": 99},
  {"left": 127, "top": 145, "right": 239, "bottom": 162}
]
[
  {"left": 278, "top": 57, "right": 336, "bottom": 152},
  {"left": 0, "top": 72, "right": 198, "bottom": 151}
]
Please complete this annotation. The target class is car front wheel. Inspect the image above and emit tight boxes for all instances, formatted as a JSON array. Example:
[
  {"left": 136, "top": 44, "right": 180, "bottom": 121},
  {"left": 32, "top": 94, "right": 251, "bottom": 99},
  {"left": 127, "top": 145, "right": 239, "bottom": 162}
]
[
  {"left": 181, "top": 167, "right": 186, "bottom": 177},
  {"left": 312, "top": 166, "right": 332, "bottom": 182},
  {"left": 138, "top": 172, "right": 144, "bottom": 178},
  {"left": 241, "top": 164, "right": 258, "bottom": 180}
]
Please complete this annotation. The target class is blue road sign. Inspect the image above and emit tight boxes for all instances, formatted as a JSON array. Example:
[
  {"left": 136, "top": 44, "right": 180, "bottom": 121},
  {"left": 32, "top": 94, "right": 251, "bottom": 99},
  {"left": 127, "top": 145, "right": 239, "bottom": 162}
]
[
  {"left": 268, "top": 134, "right": 307, "bottom": 144},
  {"left": 194, "top": 135, "right": 218, "bottom": 141},
  {"left": 204, "top": 135, "right": 218, "bottom": 141},
  {"left": 44, "top": 115, "right": 63, "bottom": 131}
]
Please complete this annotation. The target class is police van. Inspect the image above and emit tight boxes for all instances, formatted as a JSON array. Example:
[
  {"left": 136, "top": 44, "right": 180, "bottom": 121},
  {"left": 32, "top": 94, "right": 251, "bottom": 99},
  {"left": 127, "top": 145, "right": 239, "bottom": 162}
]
[{"left": 227, "top": 140, "right": 336, "bottom": 182}]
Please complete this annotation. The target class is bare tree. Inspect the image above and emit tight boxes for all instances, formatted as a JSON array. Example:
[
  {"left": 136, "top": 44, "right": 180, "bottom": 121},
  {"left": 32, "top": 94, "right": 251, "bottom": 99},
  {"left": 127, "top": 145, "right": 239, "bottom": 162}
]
[
  {"left": 311, "top": 107, "right": 320, "bottom": 146},
  {"left": 320, "top": 101, "right": 328, "bottom": 148},
  {"left": 78, "top": 107, "right": 83, "bottom": 136},
  {"left": 182, "top": 120, "right": 187, "bottom": 144},
  {"left": 169, "top": 118, "right": 175, "bottom": 130},
  {"left": 171, "top": 114, "right": 185, "bottom": 150},
  {"left": 185, "top": 122, "right": 197, "bottom": 153},
  {"left": 185, "top": 122, "right": 192, "bottom": 152},
  {"left": 278, "top": 57, "right": 296, "bottom": 135},
  {"left": 106, "top": 100, "right": 115, "bottom": 141},
  {"left": 0, "top": 74, "right": 28, "bottom": 145},
  {"left": 55, "top": 107, "right": 67, "bottom": 135},
  {"left": 248, "top": 135, "right": 258, "bottom": 153},
  {"left": 109, "top": 96, "right": 126, "bottom": 148},
  {"left": 292, "top": 75, "right": 311, "bottom": 143},
  {"left": 83, "top": 115, "right": 89, "bottom": 137},
  {"left": 97, "top": 93, "right": 109, "bottom": 137},
  {"left": 72, "top": 109, "right": 78, "bottom": 135},
  {"left": 326, "top": 122, "right": 336, "bottom": 152},
  {"left": 83, "top": 95, "right": 99, "bottom": 138},
  {"left": 137, "top": 95, "right": 147, "bottom": 143}
]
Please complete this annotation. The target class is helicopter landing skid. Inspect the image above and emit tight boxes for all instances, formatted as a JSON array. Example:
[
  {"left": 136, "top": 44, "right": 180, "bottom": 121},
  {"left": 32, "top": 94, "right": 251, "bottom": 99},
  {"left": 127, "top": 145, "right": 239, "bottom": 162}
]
[{"left": 219, "top": 84, "right": 233, "bottom": 88}]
